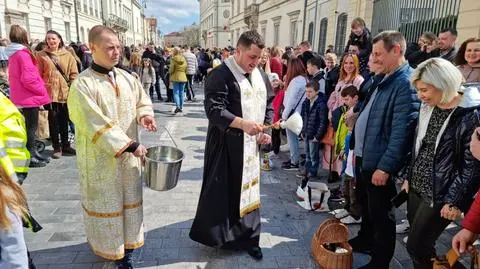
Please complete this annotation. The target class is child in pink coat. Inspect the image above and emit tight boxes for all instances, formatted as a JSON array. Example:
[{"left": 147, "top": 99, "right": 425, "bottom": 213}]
[{"left": 6, "top": 25, "right": 51, "bottom": 167}]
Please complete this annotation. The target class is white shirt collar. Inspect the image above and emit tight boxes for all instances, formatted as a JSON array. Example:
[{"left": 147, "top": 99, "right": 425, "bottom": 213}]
[{"left": 232, "top": 56, "right": 248, "bottom": 75}]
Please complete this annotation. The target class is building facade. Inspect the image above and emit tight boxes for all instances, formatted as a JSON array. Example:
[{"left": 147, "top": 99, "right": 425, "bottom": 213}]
[
  {"left": 199, "top": 0, "right": 231, "bottom": 48},
  {"left": 0, "top": 0, "right": 147, "bottom": 46},
  {"left": 164, "top": 32, "right": 186, "bottom": 47},
  {"left": 0, "top": 0, "right": 77, "bottom": 43}
]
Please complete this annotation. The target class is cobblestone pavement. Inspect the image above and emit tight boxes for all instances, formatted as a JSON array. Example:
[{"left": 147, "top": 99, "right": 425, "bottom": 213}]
[{"left": 22, "top": 84, "right": 467, "bottom": 269}]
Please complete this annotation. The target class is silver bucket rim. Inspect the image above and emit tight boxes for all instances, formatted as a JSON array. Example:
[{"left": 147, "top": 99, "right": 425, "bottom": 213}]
[{"left": 145, "top": 145, "right": 185, "bottom": 164}]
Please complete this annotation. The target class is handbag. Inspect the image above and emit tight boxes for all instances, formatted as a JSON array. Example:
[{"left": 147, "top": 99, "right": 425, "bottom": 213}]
[
  {"left": 321, "top": 125, "right": 335, "bottom": 146},
  {"left": 432, "top": 248, "right": 480, "bottom": 269},
  {"left": 433, "top": 249, "right": 459, "bottom": 269}
]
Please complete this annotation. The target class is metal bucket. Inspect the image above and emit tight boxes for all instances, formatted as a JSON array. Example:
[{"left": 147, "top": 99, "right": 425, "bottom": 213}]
[
  {"left": 144, "top": 145, "right": 184, "bottom": 191},
  {"left": 142, "top": 125, "right": 184, "bottom": 191}
]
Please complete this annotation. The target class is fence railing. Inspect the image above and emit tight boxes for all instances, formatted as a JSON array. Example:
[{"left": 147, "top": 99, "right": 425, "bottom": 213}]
[{"left": 370, "top": 0, "right": 461, "bottom": 43}]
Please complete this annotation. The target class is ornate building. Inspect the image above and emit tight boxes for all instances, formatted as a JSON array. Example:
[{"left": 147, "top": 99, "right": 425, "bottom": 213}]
[{"left": 199, "top": 0, "right": 232, "bottom": 48}]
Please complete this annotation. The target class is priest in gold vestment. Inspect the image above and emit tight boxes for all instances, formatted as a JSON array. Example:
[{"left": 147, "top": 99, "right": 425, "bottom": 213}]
[{"left": 67, "top": 25, "right": 156, "bottom": 269}]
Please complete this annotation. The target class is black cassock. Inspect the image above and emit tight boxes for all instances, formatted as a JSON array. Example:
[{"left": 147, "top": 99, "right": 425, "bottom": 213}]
[{"left": 189, "top": 62, "right": 274, "bottom": 250}]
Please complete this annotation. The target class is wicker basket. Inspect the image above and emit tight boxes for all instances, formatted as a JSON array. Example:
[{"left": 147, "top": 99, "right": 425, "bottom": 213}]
[{"left": 311, "top": 219, "right": 353, "bottom": 269}]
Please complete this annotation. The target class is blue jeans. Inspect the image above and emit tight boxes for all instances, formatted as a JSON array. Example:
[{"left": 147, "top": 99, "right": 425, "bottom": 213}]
[
  {"left": 173, "top": 82, "right": 186, "bottom": 109},
  {"left": 286, "top": 129, "right": 300, "bottom": 164},
  {"left": 305, "top": 139, "right": 320, "bottom": 176}
]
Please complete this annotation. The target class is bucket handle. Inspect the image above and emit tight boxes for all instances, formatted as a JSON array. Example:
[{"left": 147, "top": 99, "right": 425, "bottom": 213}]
[{"left": 140, "top": 125, "right": 179, "bottom": 149}]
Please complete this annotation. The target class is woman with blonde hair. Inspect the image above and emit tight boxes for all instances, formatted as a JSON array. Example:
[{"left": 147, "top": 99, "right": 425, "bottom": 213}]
[
  {"left": 404, "top": 57, "right": 480, "bottom": 269},
  {"left": 169, "top": 47, "right": 188, "bottom": 114},
  {"left": 270, "top": 45, "right": 284, "bottom": 79},
  {"left": 0, "top": 165, "right": 29, "bottom": 268}
]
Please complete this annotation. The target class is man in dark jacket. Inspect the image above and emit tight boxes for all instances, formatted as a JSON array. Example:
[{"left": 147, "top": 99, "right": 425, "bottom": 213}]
[
  {"left": 436, "top": 28, "right": 458, "bottom": 63},
  {"left": 142, "top": 44, "right": 165, "bottom": 101},
  {"left": 349, "top": 31, "right": 420, "bottom": 269}
]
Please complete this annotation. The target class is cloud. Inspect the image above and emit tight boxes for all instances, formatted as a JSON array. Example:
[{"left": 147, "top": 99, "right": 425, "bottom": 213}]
[{"left": 156, "top": 16, "right": 172, "bottom": 25}]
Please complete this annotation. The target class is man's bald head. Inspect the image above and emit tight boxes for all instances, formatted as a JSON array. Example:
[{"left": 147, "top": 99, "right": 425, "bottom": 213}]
[{"left": 88, "top": 25, "right": 118, "bottom": 45}]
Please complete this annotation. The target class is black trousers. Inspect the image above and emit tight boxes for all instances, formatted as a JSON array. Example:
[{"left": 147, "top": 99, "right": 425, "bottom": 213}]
[
  {"left": 271, "top": 129, "right": 281, "bottom": 154},
  {"left": 406, "top": 191, "right": 451, "bottom": 269},
  {"left": 186, "top": 74, "right": 195, "bottom": 100},
  {"left": 46, "top": 103, "right": 70, "bottom": 148},
  {"left": 357, "top": 159, "right": 397, "bottom": 268},
  {"left": 22, "top": 107, "right": 39, "bottom": 154},
  {"left": 149, "top": 70, "right": 163, "bottom": 100},
  {"left": 354, "top": 157, "right": 370, "bottom": 238}
]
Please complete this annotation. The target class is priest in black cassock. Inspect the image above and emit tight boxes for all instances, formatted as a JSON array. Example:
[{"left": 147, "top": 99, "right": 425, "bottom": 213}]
[{"left": 189, "top": 30, "right": 274, "bottom": 260}]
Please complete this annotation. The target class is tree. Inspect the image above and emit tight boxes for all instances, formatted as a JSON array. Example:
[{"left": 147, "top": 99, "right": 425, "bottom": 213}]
[{"left": 183, "top": 23, "right": 200, "bottom": 47}]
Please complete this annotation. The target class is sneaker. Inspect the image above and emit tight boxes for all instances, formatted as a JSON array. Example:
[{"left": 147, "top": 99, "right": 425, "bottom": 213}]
[
  {"left": 282, "top": 160, "right": 292, "bottom": 166},
  {"left": 268, "top": 152, "right": 279, "bottom": 159},
  {"left": 340, "top": 215, "right": 362, "bottom": 224},
  {"left": 296, "top": 171, "right": 307, "bottom": 178},
  {"left": 403, "top": 236, "right": 408, "bottom": 244},
  {"left": 396, "top": 219, "right": 410, "bottom": 234},
  {"left": 334, "top": 209, "right": 350, "bottom": 219},
  {"left": 282, "top": 163, "right": 299, "bottom": 171},
  {"left": 329, "top": 208, "right": 347, "bottom": 215},
  {"left": 445, "top": 222, "right": 458, "bottom": 230},
  {"left": 280, "top": 144, "right": 290, "bottom": 152}
]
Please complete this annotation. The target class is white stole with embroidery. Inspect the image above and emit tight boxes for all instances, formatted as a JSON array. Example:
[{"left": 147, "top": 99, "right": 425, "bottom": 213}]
[{"left": 224, "top": 56, "right": 267, "bottom": 217}]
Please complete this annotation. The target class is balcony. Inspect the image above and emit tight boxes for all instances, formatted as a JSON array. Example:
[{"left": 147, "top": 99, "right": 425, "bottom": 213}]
[
  {"left": 107, "top": 14, "right": 128, "bottom": 32},
  {"left": 244, "top": 4, "right": 259, "bottom": 30}
]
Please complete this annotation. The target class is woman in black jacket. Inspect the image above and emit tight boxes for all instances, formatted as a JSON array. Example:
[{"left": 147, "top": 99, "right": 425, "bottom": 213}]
[{"left": 403, "top": 58, "right": 480, "bottom": 269}]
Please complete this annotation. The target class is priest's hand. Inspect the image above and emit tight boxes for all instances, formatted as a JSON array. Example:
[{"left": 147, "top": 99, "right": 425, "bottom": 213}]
[
  {"left": 133, "top": 144, "right": 148, "bottom": 157},
  {"left": 140, "top": 116, "right": 157, "bottom": 132},
  {"left": 257, "top": 133, "right": 271, "bottom": 145},
  {"left": 241, "top": 119, "right": 263, "bottom": 136}
]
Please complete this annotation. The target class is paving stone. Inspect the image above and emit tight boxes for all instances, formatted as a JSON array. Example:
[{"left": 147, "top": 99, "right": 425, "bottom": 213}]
[{"left": 24, "top": 85, "right": 462, "bottom": 268}]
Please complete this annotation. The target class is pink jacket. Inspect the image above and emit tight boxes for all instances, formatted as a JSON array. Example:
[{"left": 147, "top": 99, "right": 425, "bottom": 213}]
[{"left": 7, "top": 46, "right": 50, "bottom": 107}]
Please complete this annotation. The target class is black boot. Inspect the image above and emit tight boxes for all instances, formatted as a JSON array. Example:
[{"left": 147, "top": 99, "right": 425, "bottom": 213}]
[{"left": 247, "top": 246, "right": 263, "bottom": 260}]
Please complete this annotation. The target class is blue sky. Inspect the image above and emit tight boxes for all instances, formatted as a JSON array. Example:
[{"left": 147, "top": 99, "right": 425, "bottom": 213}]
[{"left": 144, "top": 0, "right": 200, "bottom": 35}]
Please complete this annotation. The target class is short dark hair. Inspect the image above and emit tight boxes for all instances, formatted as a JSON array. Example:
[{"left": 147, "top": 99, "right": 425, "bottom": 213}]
[
  {"left": 341, "top": 85, "right": 359, "bottom": 97},
  {"left": 299, "top": 41, "right": 311, "bottom": 48},
  {"left": 307, "top": 56, "right": 326, "bottom": 69},
  {"left": 372, "top": 30, "right": 406, "bottom": 55},
  {"left": 306, "top": 81, "right": 320, "bottom": 92},
  {"left": 440, "top": 28, "right": 457, "bottom": 36},
  {"left": 237, "top": 30, "right": 265, "bottom": 49}
]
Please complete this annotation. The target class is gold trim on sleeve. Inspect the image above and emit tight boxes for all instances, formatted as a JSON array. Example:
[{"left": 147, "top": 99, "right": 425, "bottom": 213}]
[
  {"left": 115, "top": 140, "right": 133, "bottom": 158},
  {"left": 92, "top": 121, "right": 115, "bottom": 144}
]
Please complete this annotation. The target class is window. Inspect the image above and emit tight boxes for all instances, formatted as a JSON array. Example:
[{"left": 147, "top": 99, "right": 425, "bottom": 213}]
[
  {"left": 274, "top": 23, "right": 280, "bottom": 45},
  {"left": 290, "top": 21, "right": 297, "bottom": 46},
  {"left": 318, "top": 18, "right": 328, "bottom": 54},
  {"left": 44, "top": 17, "right": 52, "bottom": 31},
  {"left": 261, "top": 26, "right": 266, "bottom": 40},
  {"left": 89, "top": 0, "right": 94, "bottom": 15},
  {"left": 335, "top": 13, "right": 348, "bottom": 55},
  {"left": 64, "top": 22, "right": 71, "bottom": 42},
  {"left": 307, "top": 22, "right": 314, "bottom": 44},
  {"left": 114, "top": 0, "right": 117, "bottom": 15},
  {"left": 80, "top": 26, "right": 85, "bottom": 42},
  {"left": 237, "top": 0, "right": 240, "bottom": 15},
  {"left": 232, "top": 0, "right": 234, "bottom": 15}
]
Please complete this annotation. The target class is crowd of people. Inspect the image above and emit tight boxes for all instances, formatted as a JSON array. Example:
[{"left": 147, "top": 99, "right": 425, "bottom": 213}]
[{"left": 0, "top": 14, "right": 479, "bottom": 269}]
